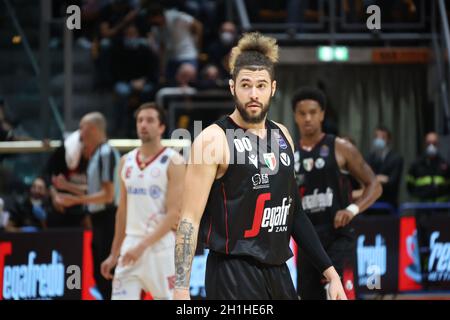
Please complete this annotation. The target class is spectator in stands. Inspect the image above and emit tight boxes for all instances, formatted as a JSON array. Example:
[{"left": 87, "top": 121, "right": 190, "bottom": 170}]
[
  {"left": 111, "top": 23, "right": 159, "bottom": 137},
  {"left": 146, "top": 3, "right": 203, "bottom": 85},
  {"left": 55, "top": 112, "right": 120, "bottom": 300},
  {"left": 366, "top": 125, "right": 403, "bottom": 209},
  {"left": 286, "top": 0, "right": 309, "bottom": 34},
  {"left": 5, "top": 177, "right": 52, "bottom": 232},
  {"left": 0, "top": 197, "right": 9, "bottom": 232},
  {"left": 155, "top": 62, "right": 198, "bottom": 108},
  {"left": 197, "top": 64, "right": 226, "bottom": 90},
  {"left": 77, "top": 0, "right": 113, "bottom": 49},
  {"left": 206, "top": 21, "right": 238, "bottom": 80},
  {"left": 94, "top": 0, "right": 139, "bottom": 89},
  {"left": 51, "top": 0, "right": 111, "bottom": 49},
  {"left": 44, "top": 130, "right": 91, "bottom": 229},
  {"left": 407, "top": 132, "right": 450, "bottom": 203},
  {"left": 345, "top": 1, "right": 416, "bottom": 23},
  {"left": 0, "top": 100, "right": 32, "bottom": 142},
  {"left": 345, "top": 0, "right": 377, "bottom": 23}
]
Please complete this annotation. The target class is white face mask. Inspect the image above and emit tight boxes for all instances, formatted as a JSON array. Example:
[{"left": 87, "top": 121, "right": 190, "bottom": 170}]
[
  {"left": 220, "top": 31, "right": 235, "bottom": 45},
  {"left": 31, "top": 199, "right": 43, "bottom": 207},
  {"left": 426, "top": 143, "right": 438, "bottom": 157},
  {"left": 373, "top": 137, "right": 386, "bottom": 151}
]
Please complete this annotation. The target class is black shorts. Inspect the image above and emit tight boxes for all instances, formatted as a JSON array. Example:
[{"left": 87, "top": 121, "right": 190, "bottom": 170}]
[
  {"left": 205, "top": 251, "right": 298, "bottom": 300},
  {"left": 297, "top": 232, "right": 355, "bottom": 300}
]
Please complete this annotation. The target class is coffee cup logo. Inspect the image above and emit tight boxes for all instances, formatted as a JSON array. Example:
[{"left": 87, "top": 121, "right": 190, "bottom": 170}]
[{"left": 405, "top": 230, "right": 422, "bottom": 283}]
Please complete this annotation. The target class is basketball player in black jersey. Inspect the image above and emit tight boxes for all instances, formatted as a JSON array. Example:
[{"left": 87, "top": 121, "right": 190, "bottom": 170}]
[
  {"left": 292, "top": 87, "right": 382, "bottom": 300},
  {"left": 173, "top": 33, "right": 347, "bottom": 300}
]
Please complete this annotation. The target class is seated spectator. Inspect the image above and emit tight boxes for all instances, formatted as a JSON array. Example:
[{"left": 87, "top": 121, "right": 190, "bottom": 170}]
[
  {"left": 206, "top": 21, "right": 237, "bottom": 79},
  {"left": 366, "top": 125, "right": 403, "bottom": 209},
  {"left": 146, "top": 3, "right": 203, "bottom": 85},
  {"left": 111, "top": 23, "right": 159, "bottom": 137},
  {"left": 407, "top": 132, "right": 450, "bottom": 203},
  {"left": 94, "top": 0, "right": 139, "bottom": 89},
  {"left": 155, "top": 62, "right": 198, "bottom": 108},
  {"left": 0, "top": 100, "right": 32, "bottom": 142},
  {"left": 5, "top": 177, "right": 53, "bottom": 232},
  {"left": 197, "top": 64, "right": 227, "bottom": 90}
]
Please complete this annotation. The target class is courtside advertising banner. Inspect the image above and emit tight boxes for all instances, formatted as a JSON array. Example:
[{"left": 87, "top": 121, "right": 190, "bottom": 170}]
[
  {"left": 417, "top": 213, "right": 450, "bottom": 290},
  {"left": 398, "top": 215, "right": 423, "bottom": 292},
  {"left": 352, "top": 216, "right": 399, "bottom": 295},
  {"left": 0, "top": 230, "right": 85, "bottom": 300}
]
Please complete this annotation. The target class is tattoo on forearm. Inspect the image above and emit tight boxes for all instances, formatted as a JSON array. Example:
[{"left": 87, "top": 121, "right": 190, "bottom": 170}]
[{"left": 175, "top": 218, "right": 196, "bottom": 289}]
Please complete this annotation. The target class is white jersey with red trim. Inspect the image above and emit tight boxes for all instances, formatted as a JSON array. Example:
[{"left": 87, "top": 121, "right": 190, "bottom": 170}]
[{"left": 122, "top": 147, "right": 176, "bottom": 241}]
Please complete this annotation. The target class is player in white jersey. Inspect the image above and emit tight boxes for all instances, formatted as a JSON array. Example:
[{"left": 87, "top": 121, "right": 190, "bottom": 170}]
[{"left": 101, "top": 102, "right": 185, "bottom": 300}]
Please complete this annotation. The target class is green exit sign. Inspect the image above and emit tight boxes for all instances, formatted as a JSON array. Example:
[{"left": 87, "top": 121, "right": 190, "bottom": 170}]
[{"left": 317, "top": 46, "right": 349, "bottom": 62}]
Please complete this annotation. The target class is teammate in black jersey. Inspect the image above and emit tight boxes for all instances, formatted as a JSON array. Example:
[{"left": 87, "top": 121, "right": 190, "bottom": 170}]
[
  {"left": 173, "top": 33, "right": 347, "bottom": 300},
  {"left": 292, "top": 87, "right": 382, "bottom": 300}
]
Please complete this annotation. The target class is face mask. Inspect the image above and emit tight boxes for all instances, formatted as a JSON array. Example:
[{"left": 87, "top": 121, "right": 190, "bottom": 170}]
[
  {"left": 30, "top": 199, "right": 43, "bottom": 207},
  {"left": 220, "top": 32, "right": 235, "bottom": 46},
  {"left": 426, "top": 144, "right": 438, "bottom": 157},
  {"left": 373, "top": 138, "right": 386, "bottom": 151}
]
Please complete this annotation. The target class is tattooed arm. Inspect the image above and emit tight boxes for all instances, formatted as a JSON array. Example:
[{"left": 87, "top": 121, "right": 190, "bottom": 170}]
[{"left": 174, "top": 125, "right": 228, "bottom": 300}]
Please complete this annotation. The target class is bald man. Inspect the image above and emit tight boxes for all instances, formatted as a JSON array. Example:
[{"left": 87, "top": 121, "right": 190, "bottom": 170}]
[{"left": 56, "top": 112, "right": 120, "bottom": 299}]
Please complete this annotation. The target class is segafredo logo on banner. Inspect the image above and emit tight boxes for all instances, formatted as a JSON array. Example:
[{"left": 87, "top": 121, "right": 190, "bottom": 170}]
[
  {"left": 357, "top": 234, "right": 386, "bottom": 289},
  {"left": 428, "top": 231, "right": 450, "bottom": 282}
]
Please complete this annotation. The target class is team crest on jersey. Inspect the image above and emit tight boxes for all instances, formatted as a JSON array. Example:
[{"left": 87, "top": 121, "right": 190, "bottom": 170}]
[
  {"left": 278, "top": 138, "right": 288, "bottom": 150},
  {"left": 125, "top": 166, "right": 133, "bottom": 179},
  {"left": 274, "top": 131, "right": 288, "bottom": 150},
  {"left": 295, "top": 173, "right": 305, "bottom": 185},
  {"left": 149, "top": 185, "right": 162, "bottom": 199},
  {"left": 160, "top": 155, "right": 169, "bottom": 164},
  {"left": 280, "top": 153, "right": 291, "bottom": 166},
  {"left": 303, "top": 158, "right": 314, "bottom": 172},
  {"left": 320, "top": 145, "right": 330, "bottom": 158},
  {"left": 263, "top": 153, "right": 277, "bottom": 171},
  {"left": 151, "top": 168, "right": 161, "bottom": 178},
  {"left": 315, "top": 158, "right": 325, "bottom": 169}
]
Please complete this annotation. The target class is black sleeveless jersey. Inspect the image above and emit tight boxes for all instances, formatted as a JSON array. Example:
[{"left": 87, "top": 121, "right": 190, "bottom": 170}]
[
  {"left": 294, "top": 134, "right": 353, "bottom": 237},
  {"left": 200, "top": 116, "right": 297, "bottom": 265}
]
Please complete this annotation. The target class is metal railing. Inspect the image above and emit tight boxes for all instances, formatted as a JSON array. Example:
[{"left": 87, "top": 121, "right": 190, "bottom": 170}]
[
  {"left": 400, "top": 202, "right": 450, "bottom": 212},
  {"left": 434, "top": 0, "right": 450, "bottom": 132},
  {"left": 368, "top": 201, "right": 398, "bottom": 215},
  {"left": 0, "top": 139, "right": 191, "bottom": 154},
  {"left": 233, "top": 0, "right": 432, "bottom": 44}
]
